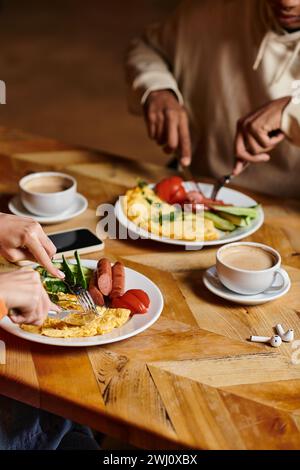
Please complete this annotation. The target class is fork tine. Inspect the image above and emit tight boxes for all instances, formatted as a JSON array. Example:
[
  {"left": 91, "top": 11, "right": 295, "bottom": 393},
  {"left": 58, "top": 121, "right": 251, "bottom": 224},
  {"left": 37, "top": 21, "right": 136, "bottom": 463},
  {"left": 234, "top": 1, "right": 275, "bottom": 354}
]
[
  {"left": 77, "top": 294, "right": 89, "bottom": 312},
  {"left": 77, "top": 288, "right": 97, "bottom": 314},
  {"left": 82, "top": 290, "right": 97, "bottom": 313}
]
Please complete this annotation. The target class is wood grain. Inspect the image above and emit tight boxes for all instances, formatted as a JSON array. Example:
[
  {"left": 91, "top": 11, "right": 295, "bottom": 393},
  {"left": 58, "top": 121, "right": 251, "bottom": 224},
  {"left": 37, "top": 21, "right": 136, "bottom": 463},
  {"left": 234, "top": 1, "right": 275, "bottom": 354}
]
[{"left": 0, "top": 127, "right": 300, "bottom": 449}]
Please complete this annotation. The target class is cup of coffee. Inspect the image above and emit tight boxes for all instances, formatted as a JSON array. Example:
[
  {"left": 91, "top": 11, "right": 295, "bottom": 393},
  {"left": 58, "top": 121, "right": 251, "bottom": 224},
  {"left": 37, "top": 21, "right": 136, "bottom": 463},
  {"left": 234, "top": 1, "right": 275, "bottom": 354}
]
[
  {"left": 19, "top": 171, "right": 77, "bottom": 216},
  {"left": 216, "top": 242, "right": 282, "bottom": 295}
]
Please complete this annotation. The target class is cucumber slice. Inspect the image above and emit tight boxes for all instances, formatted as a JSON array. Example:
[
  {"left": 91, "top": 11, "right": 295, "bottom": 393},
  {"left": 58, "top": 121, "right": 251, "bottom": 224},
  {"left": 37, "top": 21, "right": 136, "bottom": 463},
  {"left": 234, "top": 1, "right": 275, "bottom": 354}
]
[
  {"left": 204, "top": 211, "right": 235, "bottom": 231},
  {"left": 211, "top": 205, "right": 259, "bottom": 218}
]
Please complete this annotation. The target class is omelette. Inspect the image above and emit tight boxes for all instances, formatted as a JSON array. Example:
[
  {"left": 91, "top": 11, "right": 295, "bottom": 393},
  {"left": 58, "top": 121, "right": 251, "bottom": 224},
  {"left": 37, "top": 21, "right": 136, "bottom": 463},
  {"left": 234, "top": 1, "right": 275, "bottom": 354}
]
[
  {"left": 123, "top": 184, "right": 218, "bottom": 241},
  {"left": 21, "top": 306, "right": 131, "bottom": 338}
]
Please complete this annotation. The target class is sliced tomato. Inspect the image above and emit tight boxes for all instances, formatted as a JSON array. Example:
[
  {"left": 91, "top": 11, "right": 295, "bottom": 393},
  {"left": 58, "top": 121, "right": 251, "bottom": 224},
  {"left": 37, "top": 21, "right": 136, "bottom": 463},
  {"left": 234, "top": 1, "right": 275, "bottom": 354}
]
[
  {"left": 128, "top": 289, "right": 150, "bottom": 308},
  {"left": 155, "top": 176, "right": 186, "bottom": 205},
  {"left": 111, "top": 289, "right": 149, "bottom": 314},
  {"left": 169, "top": 185, "right": 187, "bottom": 204}
]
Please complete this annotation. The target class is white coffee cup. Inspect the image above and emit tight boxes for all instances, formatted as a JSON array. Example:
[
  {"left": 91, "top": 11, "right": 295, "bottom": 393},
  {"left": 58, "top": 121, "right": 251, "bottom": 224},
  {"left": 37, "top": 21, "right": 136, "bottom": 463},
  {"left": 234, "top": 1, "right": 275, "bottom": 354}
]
[
  {"left": 216, "top": 242, "right": 282, "bottom": 295},
  {"left": 19, "top": 171, "right": 77, "bottom": 216}
]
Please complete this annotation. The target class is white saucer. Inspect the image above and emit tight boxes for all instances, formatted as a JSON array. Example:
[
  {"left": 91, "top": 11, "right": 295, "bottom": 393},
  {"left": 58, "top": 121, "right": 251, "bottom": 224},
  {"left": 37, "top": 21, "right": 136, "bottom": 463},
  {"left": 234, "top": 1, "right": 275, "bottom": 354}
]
[
  {"left": 203, "top": 265, "right": 291, "bottom": 305},
  {"left": 8, "top": 193, "right": 88, "bottom": 225}
]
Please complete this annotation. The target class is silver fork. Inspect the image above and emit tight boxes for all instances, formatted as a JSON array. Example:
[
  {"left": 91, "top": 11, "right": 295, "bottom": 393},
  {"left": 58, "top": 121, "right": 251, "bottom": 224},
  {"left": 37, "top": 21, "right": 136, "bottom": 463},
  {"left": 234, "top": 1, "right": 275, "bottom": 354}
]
[{"left": 63, "top": 279, "right": 98, "bottom": 314}]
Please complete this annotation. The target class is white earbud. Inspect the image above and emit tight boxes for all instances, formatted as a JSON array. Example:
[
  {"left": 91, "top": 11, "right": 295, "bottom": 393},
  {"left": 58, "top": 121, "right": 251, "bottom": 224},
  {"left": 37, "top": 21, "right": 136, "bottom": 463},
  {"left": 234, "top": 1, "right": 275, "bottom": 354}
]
[
  {"left": 275, "top": 324, "right": 294, "bottom": 343},
  {"left": 250, "top": 335, "right": 282, "bottom": 348}
]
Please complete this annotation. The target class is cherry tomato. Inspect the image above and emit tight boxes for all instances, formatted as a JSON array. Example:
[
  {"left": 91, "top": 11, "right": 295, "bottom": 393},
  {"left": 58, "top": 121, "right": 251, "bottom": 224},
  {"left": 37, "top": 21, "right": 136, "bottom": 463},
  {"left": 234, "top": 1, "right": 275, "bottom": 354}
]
[
  {"left": 128, "top": 289, "right": 150, "bottom": 308},
  {"left": 111, "top": 289, "right": 150, "bottom": 314},
  {"left": 169, "top": 185, "right": 187, "bottom": 204},
  {"left": 155, "top": 177, "right": 187, "bottom": 204}
]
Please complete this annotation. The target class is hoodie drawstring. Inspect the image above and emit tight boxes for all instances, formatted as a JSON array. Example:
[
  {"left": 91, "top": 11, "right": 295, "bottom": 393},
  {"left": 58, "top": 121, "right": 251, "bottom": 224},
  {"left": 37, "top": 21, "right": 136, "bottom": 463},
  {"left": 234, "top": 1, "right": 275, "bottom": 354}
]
[
  {"left": 253, "top": 31, "right": 300, "bottom": 85},
  {"left": 253, "top": 31, "right": 272, "bottom": 71},
  {"left": 273, "top": 40, "right": 300, "bottom": 84}
]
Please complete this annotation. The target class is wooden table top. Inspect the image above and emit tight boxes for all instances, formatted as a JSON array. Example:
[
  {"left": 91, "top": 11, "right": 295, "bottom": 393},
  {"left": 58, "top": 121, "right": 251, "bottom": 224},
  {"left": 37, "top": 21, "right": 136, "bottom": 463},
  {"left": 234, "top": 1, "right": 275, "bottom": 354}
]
[{"left": 1, "top": 126, "right": 300, "bottom": 450}]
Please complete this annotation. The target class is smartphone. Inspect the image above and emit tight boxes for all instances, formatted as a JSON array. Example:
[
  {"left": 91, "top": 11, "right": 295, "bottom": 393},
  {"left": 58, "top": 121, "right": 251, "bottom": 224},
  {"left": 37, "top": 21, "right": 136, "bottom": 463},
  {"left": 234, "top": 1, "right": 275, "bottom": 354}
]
[{"left": 48, "top": 228, "right": 104, "bottom": 258}]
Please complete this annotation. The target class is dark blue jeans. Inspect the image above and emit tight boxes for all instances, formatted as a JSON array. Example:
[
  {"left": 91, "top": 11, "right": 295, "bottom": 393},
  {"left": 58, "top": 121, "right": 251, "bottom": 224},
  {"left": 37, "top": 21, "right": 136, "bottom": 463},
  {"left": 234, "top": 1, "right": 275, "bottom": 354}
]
[{"left": 0, "top": 395, "right": 99, "bottom": 450}]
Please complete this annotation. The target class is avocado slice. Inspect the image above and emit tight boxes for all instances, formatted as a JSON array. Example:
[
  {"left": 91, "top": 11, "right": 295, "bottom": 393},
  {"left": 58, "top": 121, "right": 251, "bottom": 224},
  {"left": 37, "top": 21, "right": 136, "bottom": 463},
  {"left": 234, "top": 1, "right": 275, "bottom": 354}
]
[
  {"left": 216, "top": 211, "right": 247, "bottom": 227},
  {"left": 204, "top": 211, "right": 235, "bottom": 231},
  {"left": 211, "top": 205, "right": 259, "bottom": 219}
]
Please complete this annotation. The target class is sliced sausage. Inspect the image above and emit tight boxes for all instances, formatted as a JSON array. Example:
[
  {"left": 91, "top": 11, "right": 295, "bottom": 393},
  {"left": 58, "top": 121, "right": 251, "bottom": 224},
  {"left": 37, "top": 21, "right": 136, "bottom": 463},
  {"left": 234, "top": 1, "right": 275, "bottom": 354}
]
[
  {"left": 110, "top": 262, "right": 125, "bottom": 299},
  {"left": 88, "top": 271, "right": 105, "bottom": 306},
  {"left": 97, "top": 258, "right": 112, "bottom": 296}
]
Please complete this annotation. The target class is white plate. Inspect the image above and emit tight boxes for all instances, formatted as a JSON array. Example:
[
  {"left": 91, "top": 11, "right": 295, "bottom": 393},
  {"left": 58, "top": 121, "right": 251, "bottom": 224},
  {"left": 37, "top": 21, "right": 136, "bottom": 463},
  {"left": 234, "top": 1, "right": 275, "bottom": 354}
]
[
  {"left": 0, "top": 259, "right": 164, "bottom": 347},
  {"left": 203, "top": 265, "right": 291, "bottom": 305},
  {"left": 8, "top": 193, "right": 88, "bottom": 225},
  {"left": 115, "top": 182, "right": 264, "bottom": 248}
]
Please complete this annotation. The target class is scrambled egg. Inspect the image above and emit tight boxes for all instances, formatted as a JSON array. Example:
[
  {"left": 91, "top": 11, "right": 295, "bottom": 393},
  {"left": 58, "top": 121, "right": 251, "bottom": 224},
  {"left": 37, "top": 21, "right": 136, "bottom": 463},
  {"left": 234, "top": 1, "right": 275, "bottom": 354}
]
[
  {"left": 124, "top": 185, "right": 218, "bottom": 241},
  {"left": 21, "top": 307, "right": 131, "bottom": 338}
]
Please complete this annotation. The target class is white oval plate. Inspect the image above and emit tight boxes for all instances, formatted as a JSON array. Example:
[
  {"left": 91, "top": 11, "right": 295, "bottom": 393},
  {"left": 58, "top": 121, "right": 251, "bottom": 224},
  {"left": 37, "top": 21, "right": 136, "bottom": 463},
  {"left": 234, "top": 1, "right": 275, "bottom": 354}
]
[
  {"left": 0, "top": 259, "right": 164, "bottom": 347},
  {"left": 115, "top": 182, "right": 264, "bottom": 248},
  {"left": 203, "top": 265, "right": 291, "bottom": 305},
  {"left": 8, "top": 193, "right": 88, "bottom": 225}
]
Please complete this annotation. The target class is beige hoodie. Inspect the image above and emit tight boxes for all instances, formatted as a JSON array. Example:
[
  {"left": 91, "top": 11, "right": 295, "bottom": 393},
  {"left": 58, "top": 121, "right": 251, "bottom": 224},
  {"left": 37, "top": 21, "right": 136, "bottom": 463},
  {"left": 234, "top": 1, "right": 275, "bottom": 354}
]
[{"left": 126, "top": 0, "right": 300, "bottom": 198}]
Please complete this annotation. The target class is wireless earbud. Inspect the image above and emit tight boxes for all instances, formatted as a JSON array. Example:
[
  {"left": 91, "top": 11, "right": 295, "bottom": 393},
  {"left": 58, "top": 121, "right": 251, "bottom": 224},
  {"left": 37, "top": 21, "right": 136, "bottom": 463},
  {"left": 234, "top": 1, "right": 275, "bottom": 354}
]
[
  {"left": 275, "top": 324, "right": 294, "bottom": 343},
  {"left": 250, "top": 335, "right": 282, "bottom": 348}
]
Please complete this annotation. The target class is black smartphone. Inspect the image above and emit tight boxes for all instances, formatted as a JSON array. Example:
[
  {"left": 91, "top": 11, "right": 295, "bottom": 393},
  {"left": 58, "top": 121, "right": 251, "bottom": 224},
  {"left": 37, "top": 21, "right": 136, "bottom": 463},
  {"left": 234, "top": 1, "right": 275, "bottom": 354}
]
[{"left": 48, "top": 228, "right": 104, "bottom": 257}]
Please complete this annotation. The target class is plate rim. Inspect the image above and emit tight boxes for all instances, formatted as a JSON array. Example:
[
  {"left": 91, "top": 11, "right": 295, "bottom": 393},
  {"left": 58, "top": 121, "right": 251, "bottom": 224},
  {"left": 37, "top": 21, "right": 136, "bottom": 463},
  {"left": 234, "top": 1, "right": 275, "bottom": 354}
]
[
  {"left": 0, "top": 260, "right": 164, "bottom": 347},
  {"left": 115, "top": 182, "right": 264, "bottom": 247}
]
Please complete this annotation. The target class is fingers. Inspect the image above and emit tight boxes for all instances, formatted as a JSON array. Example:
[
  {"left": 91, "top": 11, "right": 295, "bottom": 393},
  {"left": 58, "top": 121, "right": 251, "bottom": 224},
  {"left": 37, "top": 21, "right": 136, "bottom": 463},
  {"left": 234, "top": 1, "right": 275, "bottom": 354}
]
[
  {"left": 39, "top": 230, "right": 57, "bottom": 258},
  {"left": 155, "top": 112, "right": 165, "bottom": 144},
  {"left": 178, "top": 112, "right": 192, "bottom": 166},
  {"left": 234, "top": 126, "right": 270, "bottom": 166},
  {"left": 8, "top": 272, "right": 51, "bottom": 325},
  {"left": 23, "top": 232, "right": 64, "bottom": 279},
  {"left": 0, "top": 247, "right": 35, "bottom": 263},
  {"left": 50, "top": 302, "right": 61, "bottom": 312},
  {"left": 165, "top": 110, "right": 179, "bottom": 151},
  {"left": 233, "top": 159, "right": 245, "bottom": 176},
  {"left": 144, "top": 91, "right": 191, "bottom": 165},
  {"left": 146, "top": 111, "right": 156, "bottom": 139}
]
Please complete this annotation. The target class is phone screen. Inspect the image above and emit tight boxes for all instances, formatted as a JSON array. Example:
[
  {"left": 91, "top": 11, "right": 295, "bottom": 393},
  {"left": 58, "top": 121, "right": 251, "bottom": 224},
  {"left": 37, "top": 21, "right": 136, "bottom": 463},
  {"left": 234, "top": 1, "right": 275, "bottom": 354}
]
[{"left": 49, "top": 229, "right": 103, "bottom": 253}]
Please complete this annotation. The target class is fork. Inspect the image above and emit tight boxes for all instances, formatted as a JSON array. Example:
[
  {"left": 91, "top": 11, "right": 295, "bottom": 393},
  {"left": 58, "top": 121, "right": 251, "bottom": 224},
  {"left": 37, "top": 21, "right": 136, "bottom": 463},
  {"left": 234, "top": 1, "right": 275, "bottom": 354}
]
[
  {"left": 210, "top": 162, "right": 250, "bottom": 200},
  {"left": 63, "top": 279, "right": 98, "bottom": 315}
]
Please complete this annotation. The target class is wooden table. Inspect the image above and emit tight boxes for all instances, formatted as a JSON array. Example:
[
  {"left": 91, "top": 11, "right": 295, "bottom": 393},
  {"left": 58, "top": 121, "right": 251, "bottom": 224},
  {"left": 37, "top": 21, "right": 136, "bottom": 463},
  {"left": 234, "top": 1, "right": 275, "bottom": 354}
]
[{"left": 1, "top": 127, "right": 300, "bottom": 450}]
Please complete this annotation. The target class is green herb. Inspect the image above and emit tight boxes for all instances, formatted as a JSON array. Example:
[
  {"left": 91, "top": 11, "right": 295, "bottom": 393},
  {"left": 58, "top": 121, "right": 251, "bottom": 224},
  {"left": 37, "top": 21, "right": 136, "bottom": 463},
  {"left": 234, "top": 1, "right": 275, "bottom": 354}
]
[
  {"left": 137, "top": 180, "right": 148, "bottom": 189},
  {"left": 158, "top": 212, "right": 176, "bottom": 225}
]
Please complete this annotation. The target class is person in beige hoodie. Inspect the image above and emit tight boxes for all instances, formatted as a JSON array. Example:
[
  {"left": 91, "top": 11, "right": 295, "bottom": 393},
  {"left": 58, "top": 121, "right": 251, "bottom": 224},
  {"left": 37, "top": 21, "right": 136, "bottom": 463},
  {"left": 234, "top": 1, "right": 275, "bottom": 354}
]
[{"left": 126, "top": 0, "right": 300, "bottom": 198}]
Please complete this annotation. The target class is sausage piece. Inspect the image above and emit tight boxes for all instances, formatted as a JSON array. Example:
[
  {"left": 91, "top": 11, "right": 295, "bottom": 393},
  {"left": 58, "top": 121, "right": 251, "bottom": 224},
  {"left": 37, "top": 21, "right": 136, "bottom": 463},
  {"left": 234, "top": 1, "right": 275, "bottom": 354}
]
[
  {"left": 110, "top": 262, "right": 125, "bottom": 299},
  {"left": 89, "top": 271, "right": 105, "bottom": 306},
  {"left": 97, "top": 258, "right": 112, "bottom": 296}
]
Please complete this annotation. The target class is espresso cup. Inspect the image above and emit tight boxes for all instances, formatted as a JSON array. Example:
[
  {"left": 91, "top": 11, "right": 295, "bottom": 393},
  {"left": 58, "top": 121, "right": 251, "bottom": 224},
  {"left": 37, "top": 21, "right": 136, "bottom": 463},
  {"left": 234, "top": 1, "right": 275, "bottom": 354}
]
[
  {"left": 216, "top": 242, "right": 282, "bottom": 295},
  {"left": 19, "top": 171, "right": 77, "bottom": 216}
]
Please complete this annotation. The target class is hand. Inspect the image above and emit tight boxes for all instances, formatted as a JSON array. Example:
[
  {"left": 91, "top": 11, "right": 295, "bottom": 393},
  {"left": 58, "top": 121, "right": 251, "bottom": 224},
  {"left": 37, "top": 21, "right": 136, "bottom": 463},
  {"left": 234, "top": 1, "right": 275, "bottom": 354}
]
[
  {"left": 0, "top": 270, "right": 59, "bottom": 325},
  {"left": 144, "top": 90, "right": 192, "bottom": 166},
  {"left": 0, "top": 213, "right": 64, "bottom": 279},
  {"left": 233, "top": 97, "right": 291, "bottom": 175}
]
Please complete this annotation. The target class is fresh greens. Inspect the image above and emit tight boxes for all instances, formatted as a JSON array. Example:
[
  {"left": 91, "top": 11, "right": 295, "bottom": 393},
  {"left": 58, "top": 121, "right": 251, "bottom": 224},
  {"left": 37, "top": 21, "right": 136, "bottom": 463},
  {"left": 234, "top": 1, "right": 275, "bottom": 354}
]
[
  {"left": 62, "top": 255, "right": 75, "bottom": 285},
  {"left": 35, "top": 252, "right": 93, "bottom": 294},
  {"left": 75, "top": 250, "right": 87, "bottom": 289}
]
